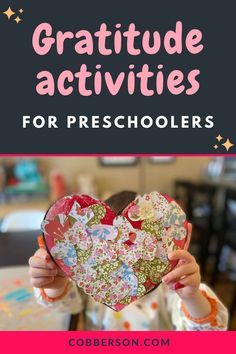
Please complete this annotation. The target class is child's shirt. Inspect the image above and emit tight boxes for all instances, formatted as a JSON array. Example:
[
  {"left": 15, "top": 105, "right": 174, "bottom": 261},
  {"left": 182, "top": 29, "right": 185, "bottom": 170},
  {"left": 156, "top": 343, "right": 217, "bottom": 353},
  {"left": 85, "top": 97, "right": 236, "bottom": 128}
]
[{"left": 34, "top": 282, "right": 228, "bottom": 330}]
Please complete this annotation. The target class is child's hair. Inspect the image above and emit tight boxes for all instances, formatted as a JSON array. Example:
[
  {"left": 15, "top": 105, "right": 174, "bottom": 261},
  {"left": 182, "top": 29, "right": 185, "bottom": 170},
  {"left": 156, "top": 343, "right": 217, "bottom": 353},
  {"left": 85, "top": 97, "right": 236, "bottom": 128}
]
[{"left": 104, "top": 190, "right": 137, "bottom": 215}]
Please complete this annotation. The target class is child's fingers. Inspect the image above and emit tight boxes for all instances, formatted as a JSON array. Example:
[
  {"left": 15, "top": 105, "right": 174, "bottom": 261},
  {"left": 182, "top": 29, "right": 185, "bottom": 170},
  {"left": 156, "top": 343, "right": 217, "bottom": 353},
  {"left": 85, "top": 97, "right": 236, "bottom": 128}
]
[
  {"left": 188, "top": 223, "right": 192, "bottom": 236},
  {"left": 178, "top": 273, "right": 200, "bottom": 287},
  {"left": 168, "top": 249, "right": 194, "bottom": 263},
  {"left": 168, "top": 274, "right": 200, "bottom": 291},
  {"left": 162, "top": 262, "right": 198, "bottom": 283},
  {"left": 30, "top": 277, "right": 54, "bottom": 288},
  {"left": 29, "top": 267, "right": 58, "bottom": 278},
  {"left": 165, "top": 274, "right": 200, "bottom": 291},
  {"left": 183, "top": 223, "right": 192, "bottom": 251},
  {"left": 34, "top": 248, "right": 51, "bottom": 261},
  {"left": 28, "top": 256, "right": 56, "bottom": 270},
  {"left": 164, "top": 281, "right": 185, "bottom": 291}
]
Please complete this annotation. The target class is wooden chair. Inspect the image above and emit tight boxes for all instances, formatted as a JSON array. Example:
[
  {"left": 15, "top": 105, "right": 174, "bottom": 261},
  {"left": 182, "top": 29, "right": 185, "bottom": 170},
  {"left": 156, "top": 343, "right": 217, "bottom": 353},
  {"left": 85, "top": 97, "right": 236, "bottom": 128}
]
[
  {"left": 174, "top": 180, "right": 194, "bottom": 219},
  {"left": 211, "top": 188, "right": 236, "bottom": 283},
  {"left": 211, "top": 188, "right": 236, "bottom": 327},
  {"left": 174, "top": 180, "right": 218, "bottom": 274},
  {"left": 189, "top": 183, "right": 219, "bottom": 274}
]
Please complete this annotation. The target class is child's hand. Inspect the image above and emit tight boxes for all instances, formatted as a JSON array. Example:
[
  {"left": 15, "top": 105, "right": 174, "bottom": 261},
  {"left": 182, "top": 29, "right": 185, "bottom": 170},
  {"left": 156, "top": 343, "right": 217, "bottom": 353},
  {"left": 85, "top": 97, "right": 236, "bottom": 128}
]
[
  {"left": 162, "top": 249, "right": 201, "bottom": 300},
  {"left": 29, "top": 248, "right": 68, "bottom": 290}
]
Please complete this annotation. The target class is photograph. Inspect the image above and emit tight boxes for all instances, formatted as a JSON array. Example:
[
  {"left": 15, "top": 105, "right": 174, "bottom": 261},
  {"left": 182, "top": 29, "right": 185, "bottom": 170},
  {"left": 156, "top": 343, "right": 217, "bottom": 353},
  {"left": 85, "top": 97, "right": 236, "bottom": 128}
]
[
  {"left": 0, "top": 156, "right": 234, "bottom": 331},
  {"left": 0, "top": 0, "right": 235, "bottom": 351}
]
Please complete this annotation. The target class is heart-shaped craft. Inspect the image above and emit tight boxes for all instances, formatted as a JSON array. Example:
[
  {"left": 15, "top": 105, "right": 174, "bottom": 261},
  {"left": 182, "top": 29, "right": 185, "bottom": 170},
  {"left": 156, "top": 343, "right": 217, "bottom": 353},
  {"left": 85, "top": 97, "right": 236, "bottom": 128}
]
[{"left": 41, "top": 191, "right": 189, "bottom": 311}]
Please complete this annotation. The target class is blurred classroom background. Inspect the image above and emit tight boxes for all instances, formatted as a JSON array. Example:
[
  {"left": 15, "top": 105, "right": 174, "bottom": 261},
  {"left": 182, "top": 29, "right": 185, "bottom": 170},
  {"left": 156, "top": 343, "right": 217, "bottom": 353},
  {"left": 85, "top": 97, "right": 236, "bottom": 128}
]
[{"left": 0, "top": 156, "right": 236, "bottom": 330}]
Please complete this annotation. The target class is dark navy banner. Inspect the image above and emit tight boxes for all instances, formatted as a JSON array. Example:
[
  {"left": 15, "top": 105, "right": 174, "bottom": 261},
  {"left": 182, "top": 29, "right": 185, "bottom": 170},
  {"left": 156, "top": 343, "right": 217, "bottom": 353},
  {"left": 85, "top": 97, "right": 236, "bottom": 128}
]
[{"left": 0, "top": 0, "right": 235, "bottom": 153}]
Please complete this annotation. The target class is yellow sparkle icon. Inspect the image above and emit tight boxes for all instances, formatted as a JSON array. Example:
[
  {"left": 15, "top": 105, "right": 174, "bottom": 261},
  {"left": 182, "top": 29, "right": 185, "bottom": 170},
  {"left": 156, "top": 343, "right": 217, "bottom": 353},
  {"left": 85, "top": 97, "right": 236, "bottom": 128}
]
[
  {"left": 216, "top": 134, "right": 223, "bottom": 142},
  {"left": 19, "top": 9, "right": 24, "bottom": 14},
  {"left": 3, "top": 6, "right": 15, "bottom": 19},
  {"left": 222, "top": 138, "right": 234, "bottom": 151},
  {"left": 214, "top": 144, "right": 218, "bottom": 150},
  {"left": 14, "top": 16, "right": 22, "bottom": 24}
]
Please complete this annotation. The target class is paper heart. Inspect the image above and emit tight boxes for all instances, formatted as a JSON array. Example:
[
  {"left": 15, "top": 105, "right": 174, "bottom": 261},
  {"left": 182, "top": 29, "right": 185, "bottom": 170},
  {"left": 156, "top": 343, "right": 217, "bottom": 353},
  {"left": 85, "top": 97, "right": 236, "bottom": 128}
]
[{"left": 42, "top": 191, "right": 189, "bottom": 311}]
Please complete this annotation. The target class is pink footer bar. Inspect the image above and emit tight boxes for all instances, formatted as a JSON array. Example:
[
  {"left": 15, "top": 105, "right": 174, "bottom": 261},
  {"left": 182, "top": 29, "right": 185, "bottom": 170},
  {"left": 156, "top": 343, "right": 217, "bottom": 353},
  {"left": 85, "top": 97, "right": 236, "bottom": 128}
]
[{"left": 0, "top": 331, "right": 235, "bottom": 354}]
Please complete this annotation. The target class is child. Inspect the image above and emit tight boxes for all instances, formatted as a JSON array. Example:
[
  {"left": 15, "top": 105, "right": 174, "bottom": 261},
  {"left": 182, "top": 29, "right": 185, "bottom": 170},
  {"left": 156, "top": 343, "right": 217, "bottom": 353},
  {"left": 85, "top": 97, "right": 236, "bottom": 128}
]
[{"left": 29, "top": 191, "right": 228, "bottom": 330}]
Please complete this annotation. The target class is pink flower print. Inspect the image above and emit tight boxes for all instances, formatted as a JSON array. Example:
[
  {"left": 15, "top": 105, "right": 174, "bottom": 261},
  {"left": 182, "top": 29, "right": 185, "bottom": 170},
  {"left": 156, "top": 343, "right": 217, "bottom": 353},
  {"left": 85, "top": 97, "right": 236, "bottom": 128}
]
[
  {"left": 90, "top": 239, "right": 117, "bottom": 264},
  {"left": 128, "top": 197, "right": 155, "bottom": 221},
  {"left": 163, "top": 201, "right": 186, "bottom": 227},
  {"left": 89, "top": 224, "right": 118, "bottom": 241},
  {"left": 128, "top": 204, "right": 141, "bottom": 221},
  {"left": 155, "top": 241, "right": 169, "bottom": 263},
  {"left": 50, "top": 241, "right": 77, "bottom": 267},
  {"left": 166, "top": 225, "right": 187, "bottom": 241},
  {"left": 76, "top": 206, "right": 86, "bottom": 216},
  {"left": 136, "top": 234, "right": 157, "bottom": 261},
  {"left": 42, "top": 217, "right": 70, "bottom": 240},
  {"left": 69, "top": 201, "right": 94, "bottom": 225},
  {"left": 154, "top": 226, "right": 181, "bottom": 264},
  {"left": 149, "top": 191, "right": 169, "bottom": 220},
  {"left": 117, "top": 244, "right": 140, "bottom": 266},
  {"left": 85, "top": 284, "right": 93, "bottom": 294},
  {"left": 64, "top": 221, "right": 93, "bottom": 250},
  {"left": 46, "top": 196, "right": 71, "bottom": 220},
  {"left": 113, "top": 216, "right": 132, "bottom": 243}
]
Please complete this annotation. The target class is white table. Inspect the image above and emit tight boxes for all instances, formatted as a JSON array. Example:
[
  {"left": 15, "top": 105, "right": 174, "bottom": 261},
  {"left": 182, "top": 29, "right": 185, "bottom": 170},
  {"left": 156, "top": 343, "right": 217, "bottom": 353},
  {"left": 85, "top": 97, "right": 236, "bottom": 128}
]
[
  {"left": 0, "top": 266, "right": 70, "bottom": 330},
  {"left": 0, "top": 199, "right": 50, "bottom": 219}
]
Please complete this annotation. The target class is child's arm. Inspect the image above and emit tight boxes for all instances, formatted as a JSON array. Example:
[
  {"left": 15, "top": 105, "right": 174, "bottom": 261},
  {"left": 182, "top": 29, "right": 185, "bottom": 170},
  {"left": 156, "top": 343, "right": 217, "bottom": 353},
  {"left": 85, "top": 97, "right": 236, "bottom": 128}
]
[
  {"left": 29, "top": 248, "right": 83, "bottom": 314},
  {"left": 162, "top": 250, "right": 228, "bottom": 330},
  {"left": 162, "top": 249, "right": 211, "bottom": 318}
]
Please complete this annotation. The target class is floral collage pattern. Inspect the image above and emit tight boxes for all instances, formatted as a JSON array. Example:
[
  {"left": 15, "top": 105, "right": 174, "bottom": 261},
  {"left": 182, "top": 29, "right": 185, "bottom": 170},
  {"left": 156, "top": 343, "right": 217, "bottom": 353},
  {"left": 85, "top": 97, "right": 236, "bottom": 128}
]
[{"left": 42, "top": 192, "right": 188, "bottom": 311}]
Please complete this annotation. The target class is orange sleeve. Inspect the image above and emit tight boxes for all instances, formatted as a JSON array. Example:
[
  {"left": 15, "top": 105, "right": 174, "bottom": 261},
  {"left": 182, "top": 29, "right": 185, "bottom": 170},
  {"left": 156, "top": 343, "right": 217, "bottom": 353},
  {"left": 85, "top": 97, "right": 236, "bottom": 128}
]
[
  {"left": 181, "top": 290, "right": 219, "bottom": 326},
  {"left": 40, "top": 281, "right": 69, "bottom": 303}
]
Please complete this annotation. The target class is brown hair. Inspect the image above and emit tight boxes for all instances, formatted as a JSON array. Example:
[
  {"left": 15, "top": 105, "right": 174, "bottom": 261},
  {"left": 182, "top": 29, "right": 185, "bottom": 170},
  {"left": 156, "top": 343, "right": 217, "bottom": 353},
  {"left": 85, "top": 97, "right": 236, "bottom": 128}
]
[{"left": 104, "top": 190, "right": 137, "bottom": 215}]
